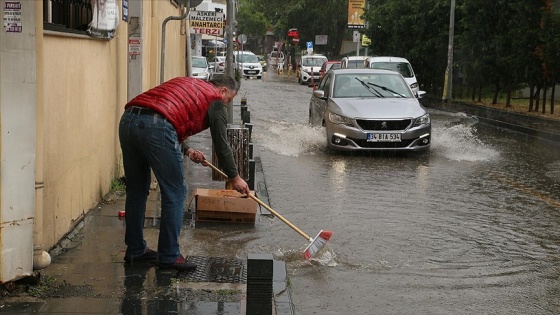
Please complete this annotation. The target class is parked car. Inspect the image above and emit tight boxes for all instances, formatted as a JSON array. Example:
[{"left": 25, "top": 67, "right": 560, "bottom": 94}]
[
  {"left": 298, "top": 53, "right": 328, "bottom": 85},
  {"left": 234, "top": 51, "right": 263, "bottom": 79},
  {"left": 308, "top": 68, "right": 430, "bottom": 152},
  {"left": 364, "top": 56, "right": 419, "bottom": 95},
  {"left": 340, "top": 56, "right": 369, "bottom": 69},
  {"left": 257, "top": 54, "right": 267, "bottom": 72},
  {"left": 268, "top": 50, "right": 284, "bottom": 70},
  {"left": 209, "top": 56, "right": 226, "bottom": 74},
  {"left": 191, "top": 56, "right": 213, "bottom": 81},
  {"left": 319, "top": 60, "right": 341, "bottom": 80}
]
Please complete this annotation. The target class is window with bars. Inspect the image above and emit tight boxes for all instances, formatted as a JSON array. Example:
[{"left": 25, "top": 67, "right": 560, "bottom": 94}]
[{"left": 43, "top": 0, "right": 93, "bottom": 34}]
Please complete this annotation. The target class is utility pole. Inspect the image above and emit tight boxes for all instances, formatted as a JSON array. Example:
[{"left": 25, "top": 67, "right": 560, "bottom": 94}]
[
  {"left": 185, "top": 0, "right": 192, "bottom": 78},
  {"left": 443, "top": 0, "right": 456, "bottom": 102},
  {"left": 226, "top": 0, "right": 236, "bottom": 123}
]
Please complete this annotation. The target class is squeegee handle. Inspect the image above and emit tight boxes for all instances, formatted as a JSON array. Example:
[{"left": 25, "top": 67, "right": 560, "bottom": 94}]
[
  {"left": 204, "top": 160, "right": 311, "bottom": 241},
  {"left": 247, "top": 194, "right": 311, "bottom": 241}
]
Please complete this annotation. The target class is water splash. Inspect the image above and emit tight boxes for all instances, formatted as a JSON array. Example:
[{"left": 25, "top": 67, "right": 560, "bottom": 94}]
[
  {"left": 274, "top": 246, "right": 338, "bottom": 267},
  {"left": 254, "top": 121, "right": 326, "bottom": 156},
  {"left": 431, "top": 124, "right": 500, "bottom": 161}
]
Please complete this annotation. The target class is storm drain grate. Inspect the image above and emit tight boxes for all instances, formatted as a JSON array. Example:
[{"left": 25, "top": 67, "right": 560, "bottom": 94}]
[{"left": 177, "top": 256, "right": 247, "bottom": 283}]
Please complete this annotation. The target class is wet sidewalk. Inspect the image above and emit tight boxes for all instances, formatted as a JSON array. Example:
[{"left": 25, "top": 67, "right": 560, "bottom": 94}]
[{"left": 1, "top": 101, "right": 293, "bottom": 314}]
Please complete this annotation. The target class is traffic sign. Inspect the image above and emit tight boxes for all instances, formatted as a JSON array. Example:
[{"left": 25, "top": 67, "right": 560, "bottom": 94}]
[
  {"left": 287, "top": 28, "right": 299, "bottom": 37},
  {"left": 293, "top": 37, "right": 300, "bottom": 44},
  {"left": 306, "top": 41, "right": 313, "bottom": 49},
  {"left": 238, "top": 34, "right": 247, "bottom": 44},
  {"left": 361, "top": 34, "right": 371, "bottom": 47}
]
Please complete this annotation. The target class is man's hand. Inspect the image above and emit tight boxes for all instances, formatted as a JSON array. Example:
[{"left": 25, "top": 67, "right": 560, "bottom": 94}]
[
  {"left": 186, "top": 148, "right": 206, "bottom": 164},
  {"left": 228, "top": 175, "right": 250, "bottom": 196}
]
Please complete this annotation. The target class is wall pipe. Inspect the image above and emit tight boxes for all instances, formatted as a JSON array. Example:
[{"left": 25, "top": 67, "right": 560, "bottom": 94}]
[
  {"left": 34, "top": 0, "right": 51, "bottom": 270},
  {"left": 160, "top": 4, "right": 189, "bottom": 84}
]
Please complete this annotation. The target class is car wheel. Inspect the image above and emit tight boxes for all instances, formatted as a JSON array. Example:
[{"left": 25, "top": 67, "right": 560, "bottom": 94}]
[{"left": 257, "top": 76, "right": 262, "bottom": 79}]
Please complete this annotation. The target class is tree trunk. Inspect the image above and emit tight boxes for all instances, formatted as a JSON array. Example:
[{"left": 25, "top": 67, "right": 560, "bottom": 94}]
[
  {"left": 528, "top": 85, "right": 534, "bottom": 112},
  {"left": 492, "top": 83, "right": 500, "bottom": 104},
  {"left": 551, "top": 85, "right": 555, "bottom": 115},
  {"left": 535, "top": 86, "right": 541, "bottom": 112},
  {"left": 471, "top": 83, "right": 476, "bottom": 101},
  {"left": 542, "top": 85, "right": 547, "bottom": 114},
  {"left": 477, "top": 84, "right": 482, "bottom": 102},
  {"left": 506, "top": 88, "right": 512, "bottom": 107}
]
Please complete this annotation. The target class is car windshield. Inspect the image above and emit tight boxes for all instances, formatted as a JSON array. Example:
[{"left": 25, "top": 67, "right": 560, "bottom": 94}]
[
  {"left": 192, "top": 57, "right": 208, "bottom": 68},
  {"left": 333, "top": 73, "right": 414, "bottom": 98},
  {"left": 303, "top": 57, "right": 327, "bottom": 67},
  {"left": 237, "top": 54, "right": 259, "bottom": 63},
  {"left": 370, "top": 62, "right": 414, "bottom": 78}
]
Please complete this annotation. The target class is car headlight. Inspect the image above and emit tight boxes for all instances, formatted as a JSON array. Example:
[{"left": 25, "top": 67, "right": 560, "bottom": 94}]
[
  {"left": 413, "top": 113, "right": 430, "bottom": 127},
  {"left": 410, "top": 82, "right": 418, "bottom": 89},
  {"left": 303, "top": 68, "right": 311, "bottom": 73},
  {"left": 329, "top": 113, "right": 354, "bottom": 126}
]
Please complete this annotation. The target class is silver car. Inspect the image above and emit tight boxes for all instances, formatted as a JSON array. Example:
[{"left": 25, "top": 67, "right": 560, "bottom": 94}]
[
  {"left": 209, "top": 56, "right": 226, "bottom": 74},
  {"left": 309, "top": 68, "right": 431, "bottom": 152},
  {"left": 191, "top": 56, "right": 213, "bottom": 81}
]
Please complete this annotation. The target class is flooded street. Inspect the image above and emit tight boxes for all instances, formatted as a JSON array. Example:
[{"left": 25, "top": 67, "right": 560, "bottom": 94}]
[{"left": 186, "top": 72, "right": 560, "bottom": 314}]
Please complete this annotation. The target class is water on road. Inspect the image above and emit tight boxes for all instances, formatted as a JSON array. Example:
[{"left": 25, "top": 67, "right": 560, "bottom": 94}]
[{"left": 188, "top": 72, "right": 560, "bottom": 314}]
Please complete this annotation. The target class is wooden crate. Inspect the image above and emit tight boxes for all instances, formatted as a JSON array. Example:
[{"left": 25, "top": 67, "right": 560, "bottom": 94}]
[{"left": 194, "top": 189, "right": 257, "bottom": 224}]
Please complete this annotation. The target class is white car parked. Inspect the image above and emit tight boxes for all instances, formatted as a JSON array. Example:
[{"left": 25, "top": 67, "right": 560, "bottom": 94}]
[
  {"left": 298, "top": 54, "right": 328, "bottom": 85},
  {"left": 364, "top": 56, "right": 419, "bottom": 95},
  {"left": 234, "top": 51, "right": 263, "bottom": 79},
  {"left": 340, "top": 56, "right": 369, "bottom": 69},
  {"left": 191, "top": 56, "right": 212, "bottom": 81}
]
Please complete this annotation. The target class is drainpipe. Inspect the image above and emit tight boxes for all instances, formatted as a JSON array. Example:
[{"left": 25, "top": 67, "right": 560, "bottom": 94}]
[
  {"left": 34, "top": 0, "right": 51, "bottom": 270},
  {"left": 160, "top": 4, "right": 189, "bottom": 84}
]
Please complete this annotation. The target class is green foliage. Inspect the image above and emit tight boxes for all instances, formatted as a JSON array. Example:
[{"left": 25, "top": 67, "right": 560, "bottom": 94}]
[
  {"left": 110, "top": 177, "right": 126, "bottom": 193},
  {"left": 238, "top": 0, "right": 559, "bottom": 101},
  {"left": 242, "top": 0, "right": 347, "bottom": 56},
  {"left": 237, "top": 1, "right": 269, "bottom": 38},
  {"left": 215, "top": 289, "right": 241, "bottom": 296}
]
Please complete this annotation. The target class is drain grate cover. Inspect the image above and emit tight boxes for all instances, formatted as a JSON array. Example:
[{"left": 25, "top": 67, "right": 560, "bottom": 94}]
[{"left": 178, "top": 256, "right": 247, "bottom": 283}]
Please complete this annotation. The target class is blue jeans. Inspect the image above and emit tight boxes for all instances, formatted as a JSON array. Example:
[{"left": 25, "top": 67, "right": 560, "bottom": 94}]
[{"left": 119, "top": 107, "right": 186, "bottom": 264}]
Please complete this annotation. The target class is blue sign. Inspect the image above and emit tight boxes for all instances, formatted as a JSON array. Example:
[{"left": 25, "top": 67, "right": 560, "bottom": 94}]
[
  {"left": 122, "top": 0, "right": 128, "bottom": 21},
  {"left": 306, "top": 41, "right": 313, "bottom": 49}
]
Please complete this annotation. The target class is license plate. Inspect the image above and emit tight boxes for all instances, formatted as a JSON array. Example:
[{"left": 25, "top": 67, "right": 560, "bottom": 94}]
[
  {"left": 247, "top": 71, "right": 257, "bottom": 74},
  {"left": 367, "top": 133, "right": 401, "bottom": 142}
]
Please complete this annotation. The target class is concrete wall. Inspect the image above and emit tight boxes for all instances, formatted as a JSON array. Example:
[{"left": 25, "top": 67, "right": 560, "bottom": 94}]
[{"left": 0, "top": 0, "right": 37, "bottom": 283}]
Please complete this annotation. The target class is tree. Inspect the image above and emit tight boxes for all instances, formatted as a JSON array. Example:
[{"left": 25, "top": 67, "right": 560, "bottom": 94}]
[{"left": 363, "top": 0, "right": 450, "bottom": 94}]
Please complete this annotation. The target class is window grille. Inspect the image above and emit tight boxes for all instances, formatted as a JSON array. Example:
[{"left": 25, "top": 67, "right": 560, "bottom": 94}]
[{"left": 43, "top": 0, "right": 93, "bottom": 34}]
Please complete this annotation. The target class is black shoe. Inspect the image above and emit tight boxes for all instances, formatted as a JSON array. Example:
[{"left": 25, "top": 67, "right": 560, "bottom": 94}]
[
  {"left": 157, "top": 255, "right": 197, "bottom": 271},
  {"left": 124, "top": 248, "right": 158, "bottom": 264}
]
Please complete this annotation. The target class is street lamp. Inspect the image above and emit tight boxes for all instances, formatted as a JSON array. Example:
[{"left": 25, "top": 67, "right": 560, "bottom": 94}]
[{"left": 443, "top": 0, "right": 456, "bottom": 102}]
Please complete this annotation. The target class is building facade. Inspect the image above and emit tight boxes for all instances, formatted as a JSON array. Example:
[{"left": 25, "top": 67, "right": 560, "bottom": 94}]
[{"left": 0, "top": 0, "right": 190, "bottom": 283}]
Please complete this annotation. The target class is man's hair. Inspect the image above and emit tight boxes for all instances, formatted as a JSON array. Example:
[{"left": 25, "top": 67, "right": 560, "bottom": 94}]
[{"left": 209, "top": 75, "right": 239, "bottom": 92}]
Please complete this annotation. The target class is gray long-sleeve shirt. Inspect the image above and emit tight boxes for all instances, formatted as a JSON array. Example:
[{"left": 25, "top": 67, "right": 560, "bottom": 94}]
[{"left": 184, "top": 99, "right": 238, "bottom": 179}]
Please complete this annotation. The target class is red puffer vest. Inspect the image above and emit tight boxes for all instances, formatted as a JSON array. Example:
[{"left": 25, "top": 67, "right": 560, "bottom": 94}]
[{"left": 125, "top": 77, "right": 222, "bottom": 142}]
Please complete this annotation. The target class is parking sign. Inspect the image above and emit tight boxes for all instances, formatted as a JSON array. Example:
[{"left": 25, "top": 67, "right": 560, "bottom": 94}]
[{"left": 306, "top": 41, "right": 313, "bottom": 49}]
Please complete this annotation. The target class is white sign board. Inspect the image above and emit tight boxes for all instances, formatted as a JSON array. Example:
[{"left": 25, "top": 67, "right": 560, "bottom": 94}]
[
  {"left": 3, "top": 1, "right": 22, "bottom": 33},
  {"left": 315, "top": 35, "right": 328, "bottom": 45},
  {"left": 189, "top": 11, "right": 224, "bottom": 36},
  {"left": 353, "top": 31, "right": 360, "bottom": 43}
]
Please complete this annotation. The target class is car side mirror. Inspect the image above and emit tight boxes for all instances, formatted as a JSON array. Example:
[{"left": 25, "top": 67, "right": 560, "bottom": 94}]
[
  {"left": 313, "top": 90, "right": 326, "bottom": 99},
  {"left": 416, "top": 90, "right": 426, "bottom": 99}
]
